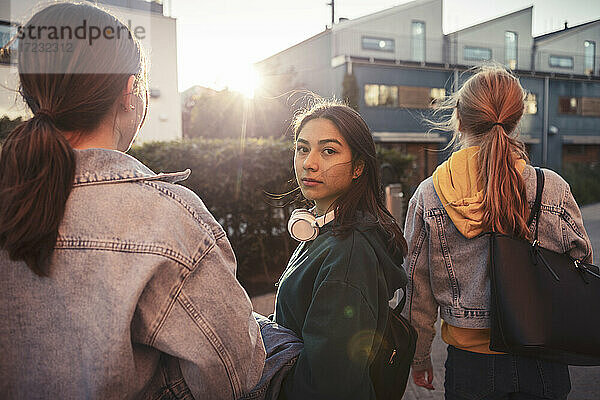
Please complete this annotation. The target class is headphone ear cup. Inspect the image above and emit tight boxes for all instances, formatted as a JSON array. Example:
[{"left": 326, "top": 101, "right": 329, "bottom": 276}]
[{"left": 288, "top": 209, "right": 318, "bottom": 241}]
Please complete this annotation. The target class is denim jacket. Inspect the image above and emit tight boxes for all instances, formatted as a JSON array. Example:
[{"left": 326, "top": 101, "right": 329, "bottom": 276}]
[
  {"left": 240, "top": 313, "right": 303, "bottom": 400},
  {"left": 401, "top": 165, "right": 593, "bottom": 370},
  {"left": 0, "top": 148, "right": 265, "bottom": 399}
]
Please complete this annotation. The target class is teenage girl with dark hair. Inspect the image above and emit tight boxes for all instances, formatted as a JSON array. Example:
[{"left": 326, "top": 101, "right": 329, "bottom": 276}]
[
  {"left": 272, "top": 100, "right": 409, "bottom": 399},
  {"left": 403, "top": 65, "right": 592, "bottom": 399},
  {"left": 0, "top": 3, "right": 264, "bottom": 398}
]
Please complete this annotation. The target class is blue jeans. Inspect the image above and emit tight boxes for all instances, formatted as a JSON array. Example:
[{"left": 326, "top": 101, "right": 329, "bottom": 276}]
[{"left": 444, "top": 346, "right": 571, "bottom": 400}]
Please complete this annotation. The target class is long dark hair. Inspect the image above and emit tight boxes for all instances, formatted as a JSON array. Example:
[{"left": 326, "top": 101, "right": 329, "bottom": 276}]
[
  {"left": 0, "top": 3, "right": 148, "bottom": 276},
  {"left": 428, "top": 65, "right": 530, "bottom": 239},
  {"left": 293, "top": 101, "right": 408, "bottom": 256}
]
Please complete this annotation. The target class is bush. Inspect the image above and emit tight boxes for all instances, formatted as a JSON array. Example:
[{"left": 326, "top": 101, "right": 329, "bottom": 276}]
[
  {"left": 128, "top": 138, "right": 415, "bottom": 296},
  {"left": 0, "top": 116, "right": 23, "bottom": 143},
  {"left": 562, "top": 162, "right": 600, "bottom": 206}
]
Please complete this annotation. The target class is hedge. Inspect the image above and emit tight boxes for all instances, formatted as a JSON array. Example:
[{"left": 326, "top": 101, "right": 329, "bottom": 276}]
[
  {"left": 129, "top": 137, "right": 414, "bottom": 295},
  {"left": 562, "top": 162, "right": 600, "bottom": 206}
]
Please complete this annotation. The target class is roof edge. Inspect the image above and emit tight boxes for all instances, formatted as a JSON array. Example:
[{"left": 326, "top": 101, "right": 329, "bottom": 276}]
[
  {"left": 534, "top": 19, "right": 600, "bottom": 42},
  {"left": 254, "top": 29, "right": 331, "bottom": 65},
  {"left": 446, "top": 5, "right": 533, "bottom": 35},
  {"left": 332, "top": 0, "right": 441, "bottom": 32}
]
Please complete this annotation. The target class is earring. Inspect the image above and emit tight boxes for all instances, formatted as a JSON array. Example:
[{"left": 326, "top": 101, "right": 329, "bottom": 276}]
[{"left": 121, "top": 104, "right": 135, "bottom": 112}]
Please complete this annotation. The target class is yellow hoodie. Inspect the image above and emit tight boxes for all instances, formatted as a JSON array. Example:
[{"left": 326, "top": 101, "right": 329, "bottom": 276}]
[{"left": 432, "top": 146, "right": 525, "bottom": 354}]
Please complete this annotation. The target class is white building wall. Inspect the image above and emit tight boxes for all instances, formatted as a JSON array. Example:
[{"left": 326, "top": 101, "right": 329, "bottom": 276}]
[
  {"left": 0, "top": 66, "right": 22, "bottom": 119},
  {"left": 447, "top": 7, "right": 533, "bottom": 70},
  {"left": 332, "top": 0, "right": 444, "bottom": 64},
  {"left": 535, "top": 23, "right": 600, "bottom": 76},
  {"left": 0, "top": 1, "right": 181, "bottom": 143},
  {"left": 255, "top": 31, "right": 334, "bottom": 97}
]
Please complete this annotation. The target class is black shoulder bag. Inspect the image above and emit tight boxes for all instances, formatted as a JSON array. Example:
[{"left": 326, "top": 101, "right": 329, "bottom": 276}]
[
  {"left": 369, "top": 291, "right": 418, "bottom": 399},
  {"left": 489, "top": 167, "right": 600, "bottom": 365}
]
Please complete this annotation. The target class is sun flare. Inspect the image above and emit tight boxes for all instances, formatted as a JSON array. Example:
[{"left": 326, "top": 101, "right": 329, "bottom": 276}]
[{"left": 222, "top": 65, "right": 261, "bottom": 99}]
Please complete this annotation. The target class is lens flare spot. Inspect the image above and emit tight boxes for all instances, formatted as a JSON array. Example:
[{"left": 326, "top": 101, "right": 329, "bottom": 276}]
[
  {"left": 347, "top": 329, "right": 382, "bottom": 364},
  {"left": 343, "top": 305, "right": 354, "bottom": 318}
]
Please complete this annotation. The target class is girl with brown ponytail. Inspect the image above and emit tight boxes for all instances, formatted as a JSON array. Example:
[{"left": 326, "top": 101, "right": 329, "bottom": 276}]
[
  {"left": 0, "top": 3, "right": 264, "bottom": 399},
  {"left": 402, "top": 65, "right": 592, "bottom": 399}
]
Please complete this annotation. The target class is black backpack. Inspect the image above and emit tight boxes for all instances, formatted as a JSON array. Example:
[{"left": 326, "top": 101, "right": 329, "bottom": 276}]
[{"left": 369, "top": 293, "right": 418, "bottom": 399}]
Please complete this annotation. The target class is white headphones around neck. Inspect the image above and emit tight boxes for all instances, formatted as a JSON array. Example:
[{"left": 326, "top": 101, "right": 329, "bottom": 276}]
[{"left": 288, "top": 209, "right": 336, "bottom": 242}]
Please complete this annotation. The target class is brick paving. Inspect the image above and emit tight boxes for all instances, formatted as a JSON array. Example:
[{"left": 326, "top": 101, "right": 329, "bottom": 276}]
[{"left": 250, "top": 203, "right": 600, "bottom": 399}]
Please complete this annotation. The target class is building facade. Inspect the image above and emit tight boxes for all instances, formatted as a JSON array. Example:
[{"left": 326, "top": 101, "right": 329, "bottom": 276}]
[
  {"left": 256, "top": 0, "right": 600, "bottom": 185},
  {"left": 0, "top": 0, "right": 181, "bottom": 143}
]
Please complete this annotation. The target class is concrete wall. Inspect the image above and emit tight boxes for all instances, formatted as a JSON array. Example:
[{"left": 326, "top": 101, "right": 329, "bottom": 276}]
[
  {"left": 535, "top": 23, "right": 600, "bottom": 76},
  {"left": 447, "top": 8, "right": 533, "bottom": 70},
  {"left": 0, "top": 0, "right": 181, "bottom": 143},
  {"left": 255, "top": 31, "right": 334, "bottom": 97},
  {"left": 109, "top": 7, "right": 181, "bottom": 143},
  {"left": 332, "top": 0, "right": 444, "bottom": 64}
]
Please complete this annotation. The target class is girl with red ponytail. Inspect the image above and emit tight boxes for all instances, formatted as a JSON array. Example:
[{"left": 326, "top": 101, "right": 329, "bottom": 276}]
[{"left": 403, "top": 65, "right": 592, "bottom": 399}]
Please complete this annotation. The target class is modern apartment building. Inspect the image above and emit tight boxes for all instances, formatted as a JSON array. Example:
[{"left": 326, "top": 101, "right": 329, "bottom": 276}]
[
  {"left": 0, "top": 0, "right": 181, "bottom": 143},
  {"left": 256, "top": 0, "right": 600, "bottom": 182}
]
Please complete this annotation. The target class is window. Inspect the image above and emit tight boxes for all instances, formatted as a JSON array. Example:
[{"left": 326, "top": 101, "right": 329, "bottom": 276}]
[
  {"left": 364, "top": 85, "right": 444, "bottom": 108},
  {"left": 378, "top": 85, "right": 398, "bottom": 107},
  {"left": 524, "top": 93, "right": 537, "bottom": 114},
  {"left": 362, "top": 36, "right": 394, "bottom": 52},
  {"left": 0, "top": 22, "right": 18, "bottom": 65},
  {"left": 505, "top": 31, "right": 518, "bottom": 70},
  {"left": 581, "top": 97, "right": 600, "bottom": 117},
  {"left": 411, "top": 21, "right": 425, "bottom": 62},
  {"left": 364, "top": 85, "right": 379, "bottom": 107},
  {"left": 430, "top": 88, "right": 446, "bottom": 105},
  {"left": 559, "top": 97, "right": 579, "bottom": 114},
  {"left": 564, "top": 145, "right": 586, "bottom": 155},
  {"left": 398, "top": 86, "right": 445, "bottom": 109},
  {"left": 464, "top": 46, "right": 492, "bottom": 61},
  {"left": 584, "top": 40, "right": 596, "bottom": 75},
  {"left": 549, "top": 55, "right": 574, "bottom": 69},
  {"left": 364, "top": 84, "right": 398, "bottom": 107},
  {"left": 559, "top": 97, "right": 600, "bottom": 116},
  {"left": 0, "top": 23, "right": 17, "bottom": 49}
]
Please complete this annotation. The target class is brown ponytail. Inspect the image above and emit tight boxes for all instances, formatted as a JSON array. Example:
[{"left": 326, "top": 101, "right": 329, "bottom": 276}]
[
  {"left": 0, "top": 116, "right": 75, "bottom": 275},
  {"left": 429, "top": 65, "right": 530, "bottom": 238},
  {"left": 0, "top": 3, "right": 147, "bottom": 275}
]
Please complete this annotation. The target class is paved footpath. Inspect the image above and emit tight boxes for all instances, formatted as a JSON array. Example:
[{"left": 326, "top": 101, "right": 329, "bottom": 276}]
[
  {"left": 250, "top": 203, "right": 600, "bottom": 399},
  {"left": 568, "top": 203, "right": 600, "bottom": 400}
]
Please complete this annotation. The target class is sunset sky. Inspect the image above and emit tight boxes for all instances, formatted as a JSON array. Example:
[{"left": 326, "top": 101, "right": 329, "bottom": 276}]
[{"left": 171, "top": 0, "right": 600, "bottom": 93}]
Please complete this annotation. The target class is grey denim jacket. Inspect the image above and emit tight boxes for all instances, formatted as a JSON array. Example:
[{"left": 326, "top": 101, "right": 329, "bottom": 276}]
[
  {"left": 0, "top": 148, "right": 265, "bottom": 399},
  {"left": 401, "top": 165, "right": 593, "bottom": 370}
]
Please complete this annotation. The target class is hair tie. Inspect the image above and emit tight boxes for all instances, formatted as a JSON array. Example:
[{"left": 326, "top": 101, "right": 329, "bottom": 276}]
[
  {"left": 34, "top": 109, "right": 55, "bottom": 121},
  {"left": 491, "top": 122, "right": 506, "bottom": 129}
]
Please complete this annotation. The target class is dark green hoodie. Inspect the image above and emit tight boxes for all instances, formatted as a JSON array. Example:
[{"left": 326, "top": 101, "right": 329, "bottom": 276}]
[{"left": 274, "top": 215, "right": 407, "bottom": 400}]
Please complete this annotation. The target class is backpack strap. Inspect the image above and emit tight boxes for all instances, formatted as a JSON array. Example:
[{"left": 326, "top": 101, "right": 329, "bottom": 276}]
[{"left": 526, "top": 167, "right": 545, "bottom": 241}]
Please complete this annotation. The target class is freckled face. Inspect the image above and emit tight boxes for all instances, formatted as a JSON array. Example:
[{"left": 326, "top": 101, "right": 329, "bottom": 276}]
[{"left": 294, "top": 118, "right": 359, "bottom": 214}]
